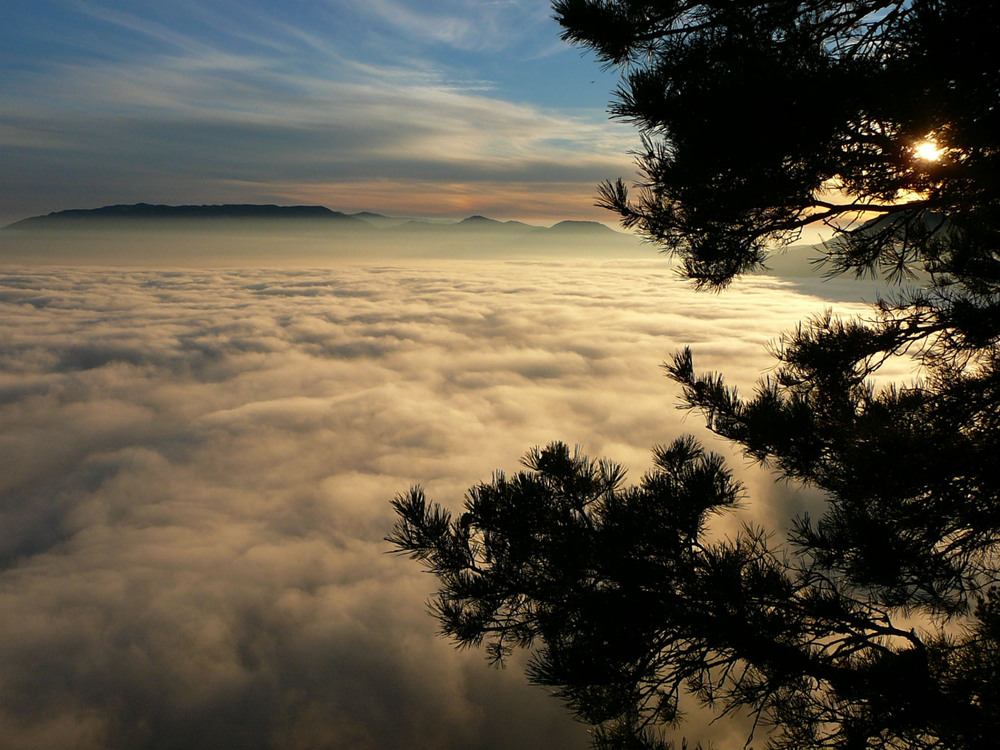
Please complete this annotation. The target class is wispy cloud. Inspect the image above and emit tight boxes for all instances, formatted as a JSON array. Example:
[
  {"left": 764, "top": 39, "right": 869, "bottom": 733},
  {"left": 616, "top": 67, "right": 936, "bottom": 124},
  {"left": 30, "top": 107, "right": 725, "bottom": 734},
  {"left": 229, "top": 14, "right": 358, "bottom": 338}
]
[
  {"left": 1, "top": 25, "right": 636, "bottom": 222},
  {"left": 2, "top": 0, "right": 632, "bottom": 225},
  {"left": 340, "top": 0, "right": 552, "bottom": 53}
]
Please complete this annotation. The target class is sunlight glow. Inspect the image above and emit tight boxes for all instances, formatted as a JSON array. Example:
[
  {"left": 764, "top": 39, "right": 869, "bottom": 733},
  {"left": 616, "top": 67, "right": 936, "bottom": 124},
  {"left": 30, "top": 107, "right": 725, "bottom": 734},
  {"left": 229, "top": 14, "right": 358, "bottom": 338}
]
[{"left": 913, "top": 139, "right": 944, "bottom": 162}]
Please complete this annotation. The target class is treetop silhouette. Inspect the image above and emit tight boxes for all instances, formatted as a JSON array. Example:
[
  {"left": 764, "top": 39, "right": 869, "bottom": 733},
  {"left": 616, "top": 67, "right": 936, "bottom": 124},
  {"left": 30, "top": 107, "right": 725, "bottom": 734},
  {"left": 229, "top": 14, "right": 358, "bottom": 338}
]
[{"left": 390, "top": 3, "right": 1000, "bottom": 748}]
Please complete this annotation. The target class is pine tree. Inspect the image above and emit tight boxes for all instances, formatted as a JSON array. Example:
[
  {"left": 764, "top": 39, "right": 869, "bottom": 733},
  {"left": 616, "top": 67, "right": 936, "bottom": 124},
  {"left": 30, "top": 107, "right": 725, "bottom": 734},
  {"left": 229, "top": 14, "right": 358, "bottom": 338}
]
[{"left": 389, "top": 3, "right": 1000, "bottom": 748}]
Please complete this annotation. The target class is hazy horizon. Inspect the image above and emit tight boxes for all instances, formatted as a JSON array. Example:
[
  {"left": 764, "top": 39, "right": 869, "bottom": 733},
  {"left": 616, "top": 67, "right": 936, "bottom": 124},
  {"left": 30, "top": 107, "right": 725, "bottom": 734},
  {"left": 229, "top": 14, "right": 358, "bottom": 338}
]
[{"left": 0, "top": 219, "right": 646, "bottom": 267}]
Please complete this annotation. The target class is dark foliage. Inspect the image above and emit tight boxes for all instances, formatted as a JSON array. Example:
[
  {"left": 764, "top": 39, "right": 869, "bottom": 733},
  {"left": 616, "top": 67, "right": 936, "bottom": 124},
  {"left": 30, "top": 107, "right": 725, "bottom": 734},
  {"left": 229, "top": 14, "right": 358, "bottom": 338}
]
[
  {"left": 390, "top": 2, "right": 1000, "bottom": 749},
  {"left": 558, "top": 0, "right": 1000, "bottom": 290}
]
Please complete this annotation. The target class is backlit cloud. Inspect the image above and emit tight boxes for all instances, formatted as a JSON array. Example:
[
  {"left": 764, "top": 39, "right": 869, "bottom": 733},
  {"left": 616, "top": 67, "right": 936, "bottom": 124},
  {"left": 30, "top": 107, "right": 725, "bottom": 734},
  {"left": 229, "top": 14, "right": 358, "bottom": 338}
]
[{"left": 0, "top": 252, "right": 900, "bottom": 749}]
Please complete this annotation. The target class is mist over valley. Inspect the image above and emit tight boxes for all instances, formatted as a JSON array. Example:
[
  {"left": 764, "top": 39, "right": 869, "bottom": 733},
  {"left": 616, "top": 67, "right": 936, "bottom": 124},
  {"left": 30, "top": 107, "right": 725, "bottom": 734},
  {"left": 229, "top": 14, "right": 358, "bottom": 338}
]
[{"left": 0, "top": 211, "right": 914, "bottom": 749}]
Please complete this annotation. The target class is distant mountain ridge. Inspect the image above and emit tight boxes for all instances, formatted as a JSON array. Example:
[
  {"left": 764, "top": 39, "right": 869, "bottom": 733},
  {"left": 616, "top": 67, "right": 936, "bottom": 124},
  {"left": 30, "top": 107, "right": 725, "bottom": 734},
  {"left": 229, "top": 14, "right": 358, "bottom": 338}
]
[
  {"left": 4, "top": 203, "right": 621, "bottom": 236},
  {"left": 6, "top": 203, "right": 364, "bottom": 228},
  {"left": 548, "top": 220, "right": 616, "bottom": 234}
]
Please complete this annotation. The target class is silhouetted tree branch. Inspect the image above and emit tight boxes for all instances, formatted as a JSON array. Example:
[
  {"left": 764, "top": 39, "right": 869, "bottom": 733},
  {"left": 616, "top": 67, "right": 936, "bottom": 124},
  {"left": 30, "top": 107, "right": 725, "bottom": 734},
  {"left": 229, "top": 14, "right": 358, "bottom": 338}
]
[{"left": 390, "top": 2, "right": 1000, "bottom": 748}]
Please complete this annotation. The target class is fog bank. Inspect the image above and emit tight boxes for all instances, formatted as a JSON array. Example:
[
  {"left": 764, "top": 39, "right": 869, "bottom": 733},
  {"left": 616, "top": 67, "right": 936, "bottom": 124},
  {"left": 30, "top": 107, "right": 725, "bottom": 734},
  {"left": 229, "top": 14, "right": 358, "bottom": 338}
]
[{"left": 0, "top": 257, "right": 905, "bottom": 749}]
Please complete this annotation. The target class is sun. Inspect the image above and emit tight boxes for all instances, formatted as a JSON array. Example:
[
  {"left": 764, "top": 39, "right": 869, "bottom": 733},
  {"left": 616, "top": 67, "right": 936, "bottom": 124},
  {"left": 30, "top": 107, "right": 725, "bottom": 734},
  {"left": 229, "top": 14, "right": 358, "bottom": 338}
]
[{"left": 913, "top": 139, "right": 944, "bottom": 162}]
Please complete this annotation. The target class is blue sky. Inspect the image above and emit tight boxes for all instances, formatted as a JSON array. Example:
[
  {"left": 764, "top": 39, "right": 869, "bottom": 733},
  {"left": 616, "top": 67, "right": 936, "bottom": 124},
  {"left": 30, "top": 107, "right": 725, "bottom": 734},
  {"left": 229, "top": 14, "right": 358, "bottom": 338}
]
[{"left": 2, "top": 0, "right": 640, "bottom": 225}]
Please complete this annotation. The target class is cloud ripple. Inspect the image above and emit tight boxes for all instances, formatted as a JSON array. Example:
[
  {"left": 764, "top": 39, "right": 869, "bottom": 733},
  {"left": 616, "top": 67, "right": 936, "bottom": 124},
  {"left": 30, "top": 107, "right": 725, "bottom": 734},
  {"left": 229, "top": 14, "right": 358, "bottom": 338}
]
[{"left": 0, "top": 260, "right": 882, "bottom": 749}]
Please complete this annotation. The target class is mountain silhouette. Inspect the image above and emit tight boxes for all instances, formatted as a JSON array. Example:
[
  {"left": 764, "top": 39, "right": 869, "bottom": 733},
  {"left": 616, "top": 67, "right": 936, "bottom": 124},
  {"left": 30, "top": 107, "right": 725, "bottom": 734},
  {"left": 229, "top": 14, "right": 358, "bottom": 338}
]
[
  {"left": 3, "top": 204, "right": 623, "bottom": 239},
  {"left": 548, "top": 220, "right": 617, "bottom": 235},
  {"left": 5, "top": 203, "right": 367, "bottom": 229}
]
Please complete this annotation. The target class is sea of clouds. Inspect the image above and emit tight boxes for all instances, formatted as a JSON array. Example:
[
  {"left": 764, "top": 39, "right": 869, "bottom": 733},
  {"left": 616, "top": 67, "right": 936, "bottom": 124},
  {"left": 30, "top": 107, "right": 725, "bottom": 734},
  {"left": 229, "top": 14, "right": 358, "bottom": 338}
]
[{"left": 0, "top": 255, "right": 903, "bottom": 749}]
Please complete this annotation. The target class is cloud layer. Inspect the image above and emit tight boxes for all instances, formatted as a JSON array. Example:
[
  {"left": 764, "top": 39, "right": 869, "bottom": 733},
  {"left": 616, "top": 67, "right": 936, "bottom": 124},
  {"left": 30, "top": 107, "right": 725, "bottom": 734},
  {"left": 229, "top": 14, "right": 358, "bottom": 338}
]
[{"left": 0, "top": 256, "right": 895, "bottom": 749}]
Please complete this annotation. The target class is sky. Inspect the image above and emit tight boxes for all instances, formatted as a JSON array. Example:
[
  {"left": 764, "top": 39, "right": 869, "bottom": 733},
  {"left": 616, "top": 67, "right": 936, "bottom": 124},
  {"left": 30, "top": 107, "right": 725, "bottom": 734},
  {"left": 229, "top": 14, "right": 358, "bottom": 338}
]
[{"left": 1, "top": 0, "right": 639, "bottom": 227}]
